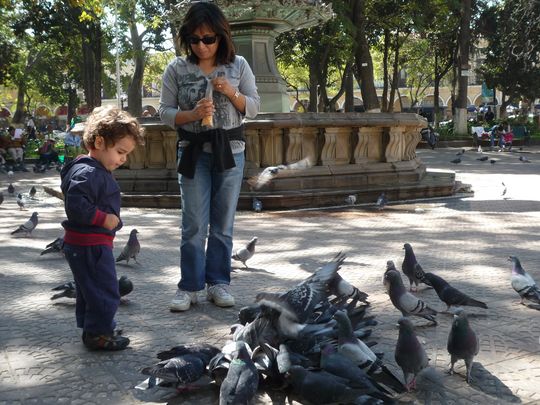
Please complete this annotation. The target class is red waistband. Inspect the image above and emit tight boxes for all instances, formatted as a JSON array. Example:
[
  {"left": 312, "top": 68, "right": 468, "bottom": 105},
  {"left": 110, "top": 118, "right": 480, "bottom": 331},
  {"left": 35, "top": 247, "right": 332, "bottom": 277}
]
[{"left": 64, "top": 230, "right": 114, "bottom": 247}]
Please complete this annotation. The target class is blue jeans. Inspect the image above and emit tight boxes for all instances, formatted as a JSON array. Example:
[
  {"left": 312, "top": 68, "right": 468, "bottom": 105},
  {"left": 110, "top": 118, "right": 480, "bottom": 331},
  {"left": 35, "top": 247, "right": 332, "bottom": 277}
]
[{"left": 177, "top": 150, "right": 244, "bottom": 291}]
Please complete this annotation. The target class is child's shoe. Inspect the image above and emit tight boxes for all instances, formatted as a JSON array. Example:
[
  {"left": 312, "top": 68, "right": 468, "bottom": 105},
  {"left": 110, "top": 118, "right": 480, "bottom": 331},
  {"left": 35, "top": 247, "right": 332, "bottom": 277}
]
[{"left": 83, "top": 331, "right": 130, "bottom": 351}]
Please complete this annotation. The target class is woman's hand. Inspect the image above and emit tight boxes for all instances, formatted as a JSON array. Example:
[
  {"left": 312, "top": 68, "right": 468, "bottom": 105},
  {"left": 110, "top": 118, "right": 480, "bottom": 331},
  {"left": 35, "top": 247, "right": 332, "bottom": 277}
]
[
  {"left": 211, "top": 77, "right": 235, "bottom": 99},
  {"left": 103, "top": 213, "right": 120, "bottom": 230},
  {"left": 192, "top": 98, "right": 215, "bottom": 121}
]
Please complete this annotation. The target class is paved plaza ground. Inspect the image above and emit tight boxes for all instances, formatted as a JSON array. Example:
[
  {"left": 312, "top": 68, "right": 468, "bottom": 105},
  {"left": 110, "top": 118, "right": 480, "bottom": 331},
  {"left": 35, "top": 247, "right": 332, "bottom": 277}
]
[{"left": 1, "top": 146, "right": 539, "bottom": 405}]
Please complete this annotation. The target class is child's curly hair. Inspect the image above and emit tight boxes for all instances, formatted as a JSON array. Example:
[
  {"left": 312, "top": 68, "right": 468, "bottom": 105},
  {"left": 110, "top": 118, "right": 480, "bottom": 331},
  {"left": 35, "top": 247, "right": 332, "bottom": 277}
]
[{"left": 83, "top": 106, "right": 145, "bottom": 150}]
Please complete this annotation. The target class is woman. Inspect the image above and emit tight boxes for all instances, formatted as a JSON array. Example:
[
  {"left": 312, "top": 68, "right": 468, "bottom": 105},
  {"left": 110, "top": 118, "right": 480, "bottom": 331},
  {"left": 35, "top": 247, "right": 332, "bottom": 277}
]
[{"left": 159, "top": 2, "right": 260, "bottom": 312}]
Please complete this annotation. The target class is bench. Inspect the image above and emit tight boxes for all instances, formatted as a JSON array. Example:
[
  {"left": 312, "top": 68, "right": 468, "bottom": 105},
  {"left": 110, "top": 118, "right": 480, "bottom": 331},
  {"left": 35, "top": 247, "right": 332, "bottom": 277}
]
[{"left": 511, "top": 126, "right": 530, "bottom": 146}]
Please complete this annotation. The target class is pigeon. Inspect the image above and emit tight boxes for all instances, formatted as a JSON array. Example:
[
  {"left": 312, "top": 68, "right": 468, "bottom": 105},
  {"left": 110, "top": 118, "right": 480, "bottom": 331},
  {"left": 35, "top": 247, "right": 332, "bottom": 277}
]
[
  {"left": 345, "top": 194, "right": 357, "bottom": 205},
  {"left": 490, "top": 159, "right": 496, "bottom": 164},
  {"left": 501, "top": 181, "right": 507, "bottom": 197},
  {"left": 50, "top": 277, "right": 133, "bottom": 301},
  {"left": 219, "top": 342, "right": 259, "bottom": 405},
  {"left": 247, "top": 157, "right": 312, "bottom": 189},
  {"left": 231, "top": 237, "right": 258, "bottom": 268},
  {"left": 476, "top": 156, "right": 488, "bottom": 161},
  {"left": 40, "top": 237, "right": 64, "bottom": 256},
  {"left": 115, "top": 229, "right": 140, "bottom": 264},
  {"left": 375, "top": 192, "right": 387, "bottom": 210},
  {"left": 51, "top": 281, "right": 76, "bottom": 300},
  {"left": 7, "top": 170, "right": 14, "bottom": 179},
  {"left": 156, "top": 343, "right": 220, "bottom": 362},
  {"left": 320, "top": 344, "right": 393, "bottom": 401},
  {"left": 383, "top": 270, "right": 437, "bottom": 325},
  {"left": 8, "top": 183, "right": 15, "bottom": 195},
  {"left": 519, "top": 155, "right": 531, "bottom": 163},
  {"left": 252, "top": 197, "right": 262, "bottom": 212},
  {"left": 395, "top": 317, "right": 429, "bottom": 391},
  {"left": 508, "top": 256, "right": 540, "bottom": 306},
  {"left": 420, "top": 272, "right": 487, "bottom": 312},
  {"left": 402, "top": 243, "right": 424, "bottom": 292},
  {"left": 256, "top": 252, "right": 345, "bottom": 324},
  {"left": 16, "top": 193, "right": 24, "bottom": 210},
  {"left": 334, "top": 310, "right": 379, "bottom": 372},
  {"left": 11, "top": 212, "right": 38, "bottom": 236},
  {"left": 139, "top": 350, "right": 215, "bottom": 391},
  {"left": 450, "top": 158, "right": 461, "bottom": 164},
  {"left": 286, "top": 365, "right": 380, "bottom": 405},
  {"left": 447, "top": 310, "right": 479, "bottom": 383},
  {"left": 29, "top": 186, "right": 37, "bottom": 198},
  {"left": 0, "top": 191, "right": 3, "bottom": 206},
  {"left": 118, "top": 275, "right": 134, "bottom": 298},
  {"left": 456, "top": 149, "right": 465, "bottom": 156},
  {"left": 477, "top": 145, "right": 482, "bottom": 153}
]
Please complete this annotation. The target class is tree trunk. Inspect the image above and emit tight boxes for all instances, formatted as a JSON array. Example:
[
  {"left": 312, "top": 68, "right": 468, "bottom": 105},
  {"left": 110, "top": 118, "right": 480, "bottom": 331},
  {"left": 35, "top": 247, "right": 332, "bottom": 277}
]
[
  {"left": 12, "top": 83, "right": 26, "bottom": 124},
  {"left": 67, "top": 89, "right": 77, "bottom": 127},
  {"left": 388, "top": 32, "right": 401, "bottom": 113},
  {"left": 308, "top": 62, "right": 318, "bottom": 112},
  {"left": 344, "top": 63, "right": 354, "bottom": 112},
  {"left": 127, "top": 17, "right": 144, "bottom": 117},
  {"left": 81, "top": 21, "right": 102, "bottom": 111},
  {"left": 381, "top": 29, "right": 390, "bottom": 112},
  {"left": 351, "top": 0, "right": 380, "bottom": 111},
  {"left": 454, "top": 0, "right": 472, "bottom": 136}
]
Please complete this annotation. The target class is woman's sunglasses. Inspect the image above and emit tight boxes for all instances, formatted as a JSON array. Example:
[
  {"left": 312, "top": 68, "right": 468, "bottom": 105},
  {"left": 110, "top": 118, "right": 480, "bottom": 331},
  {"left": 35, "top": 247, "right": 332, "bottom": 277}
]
[{"left": 188, "top": 35, "right": 218, "bottom": 45}]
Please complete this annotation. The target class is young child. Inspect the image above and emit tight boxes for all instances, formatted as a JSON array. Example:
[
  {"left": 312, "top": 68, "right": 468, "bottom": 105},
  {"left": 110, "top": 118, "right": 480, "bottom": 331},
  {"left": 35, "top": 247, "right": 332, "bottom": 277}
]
[{"left": 60, "top": 106, "right": 144, "bottom": 351}]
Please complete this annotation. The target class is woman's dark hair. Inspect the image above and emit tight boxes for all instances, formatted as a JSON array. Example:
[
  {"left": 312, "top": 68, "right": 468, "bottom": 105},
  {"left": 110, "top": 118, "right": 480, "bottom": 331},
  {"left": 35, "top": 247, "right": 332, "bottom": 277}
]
[{"left": 179, "top": 2, "right": 235, "bottom": 65}]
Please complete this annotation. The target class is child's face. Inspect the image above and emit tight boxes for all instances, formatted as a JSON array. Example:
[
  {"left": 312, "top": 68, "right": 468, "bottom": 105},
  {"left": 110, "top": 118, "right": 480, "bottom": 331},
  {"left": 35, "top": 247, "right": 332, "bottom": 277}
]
[{"left": 90, "top": 134, "right": 136, "bottom": 172}]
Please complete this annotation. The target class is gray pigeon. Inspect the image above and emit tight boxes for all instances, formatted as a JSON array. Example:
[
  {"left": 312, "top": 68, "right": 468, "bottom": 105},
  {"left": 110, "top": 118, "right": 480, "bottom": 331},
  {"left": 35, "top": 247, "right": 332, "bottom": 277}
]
[
  {"left": 247, "top": 157, "right": 312, "bottom": 189},
  {"left": 476, "top": 156, "right": 488, "bottom": 161},
  {"left": 501, "top": 181, "right": 507, "bottom": 197},
  {"left": 334, "top": 310, "right": 378, "bottom": 372},
  {"left": 384, "top": 270, "right": 437, "bottom": 325},
  {"left": 447, "top": 310, "right": 479, "bottom": 383},
  {"left": 118, "top": 275, "right": 134, "bottom": 298},
  {"left": 395, "top": 317, "right": 429, "bottom": 391},
  {"left": 7, "top": 183, "right": 14, "bottom": 195},
  {"left": 116, "top": 229, "right": 140, "bottom": 264},
  {"left": 219, "top": 342, "right": 259, "bottom": 405},
  {"left": 508, "top": 256, "right": 540, "bottom": 306},
  {"left": 420, "top": 272, "right": 487, "bottom": 312},
  {"left": 456, "top": 149, "right": 465, "bottom": 156},
  {"left": 402, "top": 243, "right": 423, "bottom": 292},
  {"left": 345, "top": 194, "right": 357, "bottom": 205},
  {"left": 16, "top": 193, "right": 24, "bottom": 210},
  {"left": 231, "top": 236, "right": 257, "bottom": 268},
  {"left": 40, "top": 237, "right": 64, "bottom": 256},
  {"left": 519, "top": 155, "right": 531, "bottom": 163},
  {"left": 375, "top": 192, "right": 387, "bottom": 210},
  {"left": 0, "top": 191, "right": 3, "bottom": 205},
  {"left": 29, "top": 186, "right": 37, "bottom": 198},
  {"left": 450, "top": 158, "right": 461, "bottom": 164},
  {"left": 11, "top": 211, "right": 38, "bottom": 236},
  {"left": 51, "top": 281, "right": 76, "bottom": 300},
  {"left": 156, "top": 343, "right": 220, "bottom": 362}
]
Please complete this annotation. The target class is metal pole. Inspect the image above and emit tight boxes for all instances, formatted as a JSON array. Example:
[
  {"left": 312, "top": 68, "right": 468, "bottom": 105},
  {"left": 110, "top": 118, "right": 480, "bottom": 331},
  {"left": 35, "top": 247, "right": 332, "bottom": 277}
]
[{"left": 114, "top": 0, "right": 122, "bottom": 108}]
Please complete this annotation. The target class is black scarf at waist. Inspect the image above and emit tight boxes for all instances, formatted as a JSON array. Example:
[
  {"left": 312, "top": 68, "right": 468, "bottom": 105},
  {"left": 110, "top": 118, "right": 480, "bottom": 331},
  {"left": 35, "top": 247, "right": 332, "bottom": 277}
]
[{"left": 176, "top": 125, "right": 245, "bottom": 179}]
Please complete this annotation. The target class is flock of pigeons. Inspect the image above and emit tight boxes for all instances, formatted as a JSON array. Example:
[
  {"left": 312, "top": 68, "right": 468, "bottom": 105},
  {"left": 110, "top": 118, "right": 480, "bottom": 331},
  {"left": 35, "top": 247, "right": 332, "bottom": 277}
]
[
  {"left": 131, "top": 238, "right": 540, "bottom": 404},
  {"left": 449, "top": 146, "right": 533, "bottom": 165}
]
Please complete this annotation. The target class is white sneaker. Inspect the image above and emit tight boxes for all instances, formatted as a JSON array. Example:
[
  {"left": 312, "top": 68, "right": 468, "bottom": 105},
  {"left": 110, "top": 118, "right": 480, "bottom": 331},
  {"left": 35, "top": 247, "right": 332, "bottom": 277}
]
[
  {"left": 170, "top": 289, "right": 198, "bottom": 311},
  {"left": 207, "top": 284, "right": 235, "bottom": 307}
]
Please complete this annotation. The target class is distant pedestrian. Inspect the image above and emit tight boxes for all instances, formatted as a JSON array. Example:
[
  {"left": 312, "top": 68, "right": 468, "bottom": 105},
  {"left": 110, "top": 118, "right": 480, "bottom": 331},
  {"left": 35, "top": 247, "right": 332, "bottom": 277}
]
[
  {"left": 60, "top": 106, "right": 145, "bottom": 351},
  {"left": 484, "top": 107, "right": 494, "bottom": 123}
]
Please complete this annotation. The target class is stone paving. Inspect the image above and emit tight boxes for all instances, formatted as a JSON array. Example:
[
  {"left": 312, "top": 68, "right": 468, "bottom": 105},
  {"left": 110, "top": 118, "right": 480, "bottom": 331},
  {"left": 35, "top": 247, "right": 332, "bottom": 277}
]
[{"left": 0, "top": 146, "right": 540, "bottom": 405}]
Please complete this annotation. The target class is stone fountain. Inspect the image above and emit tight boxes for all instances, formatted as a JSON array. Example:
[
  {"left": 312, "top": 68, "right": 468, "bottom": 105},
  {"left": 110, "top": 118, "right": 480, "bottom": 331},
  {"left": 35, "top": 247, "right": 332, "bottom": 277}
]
[{"left": 54, "top": 1, "right": 456, "bottom": 210}]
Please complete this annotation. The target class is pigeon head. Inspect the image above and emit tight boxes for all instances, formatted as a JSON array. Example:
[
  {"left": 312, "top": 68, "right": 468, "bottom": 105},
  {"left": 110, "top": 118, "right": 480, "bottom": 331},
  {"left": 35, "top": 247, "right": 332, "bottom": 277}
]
[
  {"left": 508, "top": 256, "right": 524, "bottom": 274},
  {"left": 31, "top": 212, "right": 38, "bottom": 218},
  {"left": 397, "top": 316, "right": 415, "bottom": 333},
  {"left": 451, "top": 309, "right": 470, "bottom": 330},
  {"left": 285, "top": 365, "right": 307, "bottom": 385},
  {"left": 386, "top": 260, "right": 397, "bottom": 272},
  {"left": 384, "top": 268, "right": 402, "bottom": 285},
  {"left": 130, "top": 229, "right": 138, "bottom": 235},
  {"left": 403, "top": 243, "right": 412, "bottom": 251}
]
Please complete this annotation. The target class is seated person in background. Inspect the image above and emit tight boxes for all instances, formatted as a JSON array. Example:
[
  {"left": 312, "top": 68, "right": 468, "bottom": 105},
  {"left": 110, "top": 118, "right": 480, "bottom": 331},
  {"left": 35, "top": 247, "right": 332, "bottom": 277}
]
[
  {"left": 63, "top": 129, "right": 83, "bottom": 162},
  {"left": 489, "top": 124, "right": 505, "bottom": 150},
  {"left": 7, "top": 126, "right": 29, "bottom": 171},
  {"left": 502, "top": 131, "right": 514, "bottom": 150},
  {"left": 38, "top": 138, "right": 59, "bottom": 167}
]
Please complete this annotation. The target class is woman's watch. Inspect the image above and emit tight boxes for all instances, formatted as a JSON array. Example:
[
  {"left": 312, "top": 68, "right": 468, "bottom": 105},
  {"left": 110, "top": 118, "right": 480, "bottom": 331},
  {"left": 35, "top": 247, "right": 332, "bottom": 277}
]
[{"left": 232, "top": 90, "right": 240, "bottom": 100}]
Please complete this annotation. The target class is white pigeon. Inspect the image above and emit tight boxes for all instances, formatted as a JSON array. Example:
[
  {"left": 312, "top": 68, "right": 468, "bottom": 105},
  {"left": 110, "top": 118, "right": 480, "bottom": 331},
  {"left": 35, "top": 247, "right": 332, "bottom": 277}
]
[
  {"left": 232, "top": 237, "right": 258, "bottom": 268},
  {"left": 247, "top": 157, "right": 312, "bottom": 189},
  {"left": 508, "top": 256, "right": 540, "bottom": 306},
  {"left": 376, "top": 192, "right": 388, "bottom": 210}
]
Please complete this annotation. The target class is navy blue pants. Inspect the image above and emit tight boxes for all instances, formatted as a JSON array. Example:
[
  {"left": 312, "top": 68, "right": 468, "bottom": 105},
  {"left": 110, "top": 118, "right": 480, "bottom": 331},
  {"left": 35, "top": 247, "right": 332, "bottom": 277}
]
[{"left": 63, "top": 244, "right": 120, "bottom": 335}]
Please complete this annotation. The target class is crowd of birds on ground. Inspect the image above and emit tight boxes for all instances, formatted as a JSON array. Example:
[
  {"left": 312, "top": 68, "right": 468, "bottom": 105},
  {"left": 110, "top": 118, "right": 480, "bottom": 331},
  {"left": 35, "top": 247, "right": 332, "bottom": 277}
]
[
  {"left": 449, "top": 145, "right": 533, "bottom": 166},
  {"left": 130, "top": 238, "right": 540, "bottom": 404},
  {"left": 4, "top": 161, "right": 540, "bottom": 404}
]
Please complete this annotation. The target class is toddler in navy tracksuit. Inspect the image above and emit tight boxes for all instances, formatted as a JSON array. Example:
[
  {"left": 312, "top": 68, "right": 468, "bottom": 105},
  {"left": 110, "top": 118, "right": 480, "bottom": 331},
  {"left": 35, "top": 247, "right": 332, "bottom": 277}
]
[{"left": 60, "top": 106, "right": 144, "bottom": 351}]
